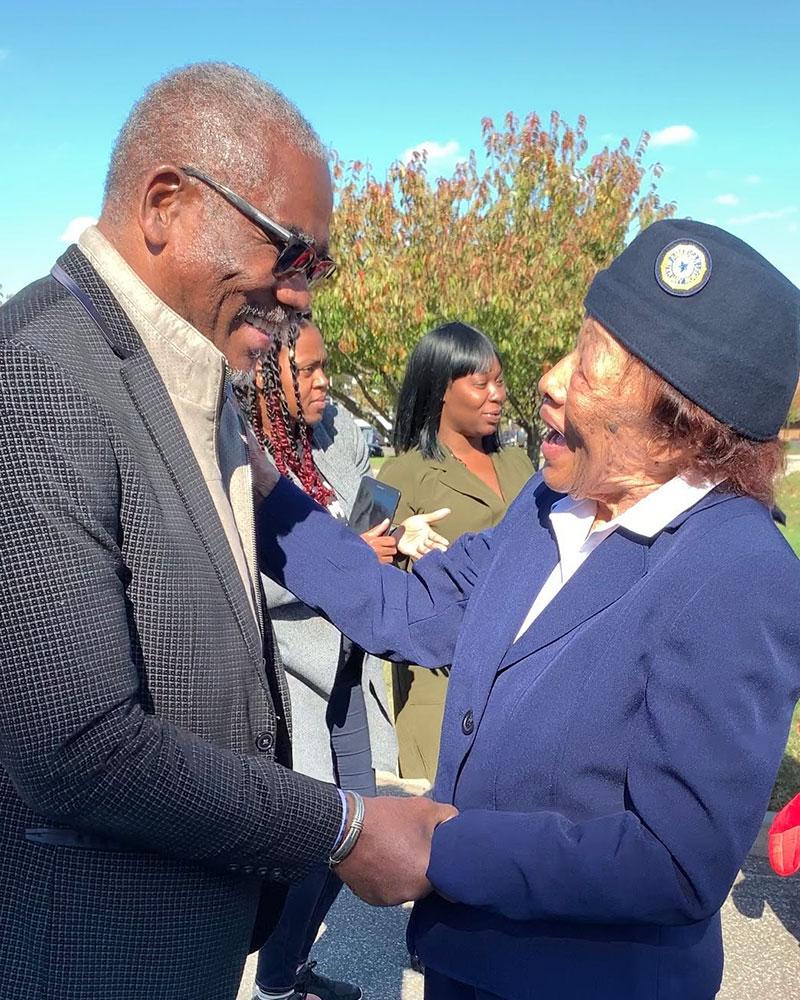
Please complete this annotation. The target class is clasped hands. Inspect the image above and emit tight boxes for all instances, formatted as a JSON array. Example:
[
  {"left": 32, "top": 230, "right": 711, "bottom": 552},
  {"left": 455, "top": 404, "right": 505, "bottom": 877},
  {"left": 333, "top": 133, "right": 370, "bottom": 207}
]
[{"left": 335, "top": 794, "right": 458, "bottom": 906}]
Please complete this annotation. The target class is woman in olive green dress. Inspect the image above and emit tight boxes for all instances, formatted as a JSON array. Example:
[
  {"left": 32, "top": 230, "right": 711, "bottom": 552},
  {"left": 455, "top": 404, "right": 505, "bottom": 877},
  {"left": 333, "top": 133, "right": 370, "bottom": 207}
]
[{"left": 380, "top": 322, "right": 534, "bottom": 781}]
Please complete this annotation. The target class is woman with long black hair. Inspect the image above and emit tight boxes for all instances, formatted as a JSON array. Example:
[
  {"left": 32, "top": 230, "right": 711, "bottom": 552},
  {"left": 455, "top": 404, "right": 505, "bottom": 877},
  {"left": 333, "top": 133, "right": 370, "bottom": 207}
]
[{"left": 378, "top": 322, "right": 534, "bottom": 782}]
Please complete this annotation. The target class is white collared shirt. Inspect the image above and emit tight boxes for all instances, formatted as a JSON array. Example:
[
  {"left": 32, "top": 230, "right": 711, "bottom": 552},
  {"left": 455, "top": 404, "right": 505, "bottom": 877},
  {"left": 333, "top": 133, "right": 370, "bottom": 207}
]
[{"left": 514, "top": 475, "right": 719, "bottom": 640}]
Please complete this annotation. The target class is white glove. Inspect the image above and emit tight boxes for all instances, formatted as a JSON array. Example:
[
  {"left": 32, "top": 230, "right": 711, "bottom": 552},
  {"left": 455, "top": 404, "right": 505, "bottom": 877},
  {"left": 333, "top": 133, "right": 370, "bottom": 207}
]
[{"left": 396, "top": 509, "right": 451, "bottom": 561}]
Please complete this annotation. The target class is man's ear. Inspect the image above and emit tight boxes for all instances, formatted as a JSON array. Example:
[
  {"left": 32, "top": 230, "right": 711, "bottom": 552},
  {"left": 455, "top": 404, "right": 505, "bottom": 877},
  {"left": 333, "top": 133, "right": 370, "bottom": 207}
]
[{"left": 138, "top": 165, "right": 188, "bottom": 251}]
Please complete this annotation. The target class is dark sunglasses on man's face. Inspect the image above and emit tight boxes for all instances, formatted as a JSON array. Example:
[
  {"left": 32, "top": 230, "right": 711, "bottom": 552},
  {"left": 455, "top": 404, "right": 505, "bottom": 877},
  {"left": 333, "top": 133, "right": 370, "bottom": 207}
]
[{"left": 181, "top": 165, "right": 336, "bottom": 287}]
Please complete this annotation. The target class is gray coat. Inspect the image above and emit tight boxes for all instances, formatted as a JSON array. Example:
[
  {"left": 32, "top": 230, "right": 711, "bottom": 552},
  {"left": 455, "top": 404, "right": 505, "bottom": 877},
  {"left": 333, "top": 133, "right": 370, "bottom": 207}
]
[
  {"left": 261, "top": 404, "right": 397, "bottom": 782},
  {"left": 0, "top": 247, "right": 342, "bottom": 999}
]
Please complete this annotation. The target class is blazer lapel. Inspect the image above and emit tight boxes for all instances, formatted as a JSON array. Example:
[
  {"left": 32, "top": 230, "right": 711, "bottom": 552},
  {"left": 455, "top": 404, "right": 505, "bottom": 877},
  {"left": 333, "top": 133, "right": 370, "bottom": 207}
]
[
  {"left": 457, "top": 483, "right": 560, "bottom": 730},
  {"left": 59, "top": 247, "right": 264, "bottom": 664},
  {"left": 496, "top": 487, "right": 731, "bottom": 672},
  {"left": 437, "top": 456, "right": 507, "bottom": 516},
  {"left": 121, "top": 355, "right": 264, "bottom": 663},
  {"left": 500, "top": 528, "right": 647, "bottom": 671}
]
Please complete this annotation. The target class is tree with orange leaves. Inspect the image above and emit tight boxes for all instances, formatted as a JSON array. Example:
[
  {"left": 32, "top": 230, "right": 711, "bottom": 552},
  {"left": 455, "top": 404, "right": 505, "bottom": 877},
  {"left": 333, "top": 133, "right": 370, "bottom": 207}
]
[{"left": 314, "top": 112, "right": 674, "bottom": 461}]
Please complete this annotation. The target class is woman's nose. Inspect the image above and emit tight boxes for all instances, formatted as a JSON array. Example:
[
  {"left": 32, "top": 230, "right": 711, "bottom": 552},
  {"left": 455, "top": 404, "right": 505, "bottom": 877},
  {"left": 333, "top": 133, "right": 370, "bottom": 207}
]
[{"left": 538, "top": 355, "right": 570, "bottom": 403}]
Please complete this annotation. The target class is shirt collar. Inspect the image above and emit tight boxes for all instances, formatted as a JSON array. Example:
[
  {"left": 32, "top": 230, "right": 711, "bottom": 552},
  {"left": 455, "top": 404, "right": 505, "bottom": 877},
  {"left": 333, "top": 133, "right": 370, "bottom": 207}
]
[
  {"left": 550, "top": 474, "right": 720, "bottom": 544},
  {"left": 77, "top": 225, "right": 226, "bottom": 414}
]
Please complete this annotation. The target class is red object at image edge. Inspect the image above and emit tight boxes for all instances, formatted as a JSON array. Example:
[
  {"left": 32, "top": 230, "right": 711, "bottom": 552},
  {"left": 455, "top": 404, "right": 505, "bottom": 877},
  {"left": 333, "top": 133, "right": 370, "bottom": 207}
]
[{"left": 768, "top": 793, "right": 800, "bottom": 876}]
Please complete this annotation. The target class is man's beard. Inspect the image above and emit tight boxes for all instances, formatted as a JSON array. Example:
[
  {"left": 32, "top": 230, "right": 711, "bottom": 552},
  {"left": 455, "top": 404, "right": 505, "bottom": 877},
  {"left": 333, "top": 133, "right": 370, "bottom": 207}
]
[
  {"left": 232, "top": 303, "right": 296, "bottom": 347},
  {"left": 226, "top": 305, "right": 299, "bottom": 386}
]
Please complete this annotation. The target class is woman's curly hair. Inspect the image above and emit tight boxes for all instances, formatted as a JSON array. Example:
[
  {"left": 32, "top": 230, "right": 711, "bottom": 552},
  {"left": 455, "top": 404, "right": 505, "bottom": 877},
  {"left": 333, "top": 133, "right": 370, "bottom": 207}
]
[{"left": 632, "top": 357, "right": 785, "bottom": 506}]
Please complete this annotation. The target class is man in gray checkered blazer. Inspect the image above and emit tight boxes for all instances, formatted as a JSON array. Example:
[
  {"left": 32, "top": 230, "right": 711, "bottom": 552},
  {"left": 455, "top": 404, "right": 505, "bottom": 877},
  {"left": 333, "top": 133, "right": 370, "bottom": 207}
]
[{"left": 0, "top": 64, "right": 452, "bottom": 1000}]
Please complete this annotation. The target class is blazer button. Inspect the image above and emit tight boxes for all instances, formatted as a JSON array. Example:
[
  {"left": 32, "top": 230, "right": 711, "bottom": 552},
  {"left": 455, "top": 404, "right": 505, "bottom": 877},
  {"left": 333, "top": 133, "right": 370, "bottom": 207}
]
[
  {"left": 461, "top": 709, "right": 474, "bottom": 735},
  {"left": 255, "top": 731, "right": 274, "bottom": 753}
]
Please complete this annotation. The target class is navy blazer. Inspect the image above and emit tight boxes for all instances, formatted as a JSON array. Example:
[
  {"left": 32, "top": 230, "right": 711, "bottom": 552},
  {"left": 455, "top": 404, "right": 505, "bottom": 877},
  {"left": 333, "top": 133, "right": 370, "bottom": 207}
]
[{"left": 258, "top": 474, "right": 800, "bottom": 1000}]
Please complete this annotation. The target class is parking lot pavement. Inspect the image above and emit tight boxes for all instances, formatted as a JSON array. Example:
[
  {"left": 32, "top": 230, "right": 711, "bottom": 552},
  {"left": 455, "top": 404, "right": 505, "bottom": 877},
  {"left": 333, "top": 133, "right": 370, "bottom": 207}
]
[
  {"left": 239, "top": 855, "right": 799, "bottom": 1000},
  {"left": 719, "top": 855, "right": 800, "bottom": 999},
  {"left": 239, "top": 780, "right": 799, "bottom": 1000}
]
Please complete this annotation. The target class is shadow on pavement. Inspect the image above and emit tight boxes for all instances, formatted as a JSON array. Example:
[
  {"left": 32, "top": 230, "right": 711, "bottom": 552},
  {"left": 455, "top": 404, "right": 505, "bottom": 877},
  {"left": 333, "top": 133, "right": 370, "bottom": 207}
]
[
  {"left": 312, "top": 889, "right": 417, "bottom": 1000},
  {"left": 731, "top": 854, "right": 800, "bottom": 945}
]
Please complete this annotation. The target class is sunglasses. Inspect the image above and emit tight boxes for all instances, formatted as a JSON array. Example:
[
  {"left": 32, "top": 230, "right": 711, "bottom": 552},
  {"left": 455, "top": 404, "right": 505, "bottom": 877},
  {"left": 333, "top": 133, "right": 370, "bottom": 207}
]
[{"left": 181, "top": 165, "right": 336, "bottom": 287}]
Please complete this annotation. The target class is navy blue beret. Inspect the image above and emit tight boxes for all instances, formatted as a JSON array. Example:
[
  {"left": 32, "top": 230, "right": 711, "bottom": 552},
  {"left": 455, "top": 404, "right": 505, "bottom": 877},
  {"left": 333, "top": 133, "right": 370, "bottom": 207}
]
[{"left": 584, "top": 218, "right": 800, "bottom": 440}]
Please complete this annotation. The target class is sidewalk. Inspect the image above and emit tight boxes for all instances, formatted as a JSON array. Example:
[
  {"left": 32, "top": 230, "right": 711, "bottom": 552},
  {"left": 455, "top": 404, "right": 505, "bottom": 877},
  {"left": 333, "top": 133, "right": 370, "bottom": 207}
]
[{"left": 785, "top": 453, "right": 800, "bottom": 475}]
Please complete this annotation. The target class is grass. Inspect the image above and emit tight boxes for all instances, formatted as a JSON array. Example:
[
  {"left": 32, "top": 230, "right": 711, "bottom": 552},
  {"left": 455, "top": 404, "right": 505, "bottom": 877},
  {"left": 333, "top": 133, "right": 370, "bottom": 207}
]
[
  {"left": 769, "top": 472, "right": 800, "bottom": 810},
  {"left": 369, "top": 456, "right": 385, "bottom": 473},
  {"left": 776, "top": 468, "right": 800, "bottom": 553}
]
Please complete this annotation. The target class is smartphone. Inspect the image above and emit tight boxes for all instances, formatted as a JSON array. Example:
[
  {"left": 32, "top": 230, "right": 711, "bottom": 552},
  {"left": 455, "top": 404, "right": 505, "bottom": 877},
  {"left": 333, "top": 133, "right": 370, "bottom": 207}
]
[{"left": 348, "top": 476, "right": 401, "bottom": 535}]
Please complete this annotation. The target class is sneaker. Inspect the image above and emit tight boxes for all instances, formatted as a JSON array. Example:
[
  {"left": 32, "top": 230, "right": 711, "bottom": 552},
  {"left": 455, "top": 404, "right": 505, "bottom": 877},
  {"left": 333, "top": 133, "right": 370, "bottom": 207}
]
[
  {"left": 252, "top": 988, "right": 307, "bottom": 1000},
  {"left": 295, "top": 960, "right": 363, "bottom": 1000},
  {"left": 252, "top": 988, "right": 305, "bottom": 1000}
]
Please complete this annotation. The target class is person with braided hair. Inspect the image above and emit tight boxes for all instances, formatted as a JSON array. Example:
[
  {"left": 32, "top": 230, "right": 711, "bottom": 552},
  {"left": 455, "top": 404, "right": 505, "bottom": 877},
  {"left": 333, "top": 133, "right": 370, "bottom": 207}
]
[{"left": 235, "top": 317, "right": 449, "bottom": 1000}]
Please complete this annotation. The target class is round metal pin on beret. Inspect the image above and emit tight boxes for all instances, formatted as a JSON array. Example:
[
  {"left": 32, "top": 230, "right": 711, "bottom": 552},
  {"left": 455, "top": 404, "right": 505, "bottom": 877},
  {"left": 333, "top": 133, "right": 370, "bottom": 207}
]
[{"left": 655, "top": 239, "right": 712, "bottom": 296}]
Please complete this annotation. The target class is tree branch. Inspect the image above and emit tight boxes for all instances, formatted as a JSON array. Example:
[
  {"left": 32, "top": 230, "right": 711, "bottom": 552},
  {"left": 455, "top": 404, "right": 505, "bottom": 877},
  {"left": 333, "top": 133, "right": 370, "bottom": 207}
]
[
  {"left": 350, "top": 370, "right": 393, "bottom": 425},
  {"left": 328, "top": 386, "right": 375, "bottom": 425}
]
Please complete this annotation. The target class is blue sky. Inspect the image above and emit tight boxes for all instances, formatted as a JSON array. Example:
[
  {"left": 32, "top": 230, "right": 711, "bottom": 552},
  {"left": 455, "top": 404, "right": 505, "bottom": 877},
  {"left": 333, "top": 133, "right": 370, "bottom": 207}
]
[{"left": 1, "top": 0, "right": 798, "bottom": 296}]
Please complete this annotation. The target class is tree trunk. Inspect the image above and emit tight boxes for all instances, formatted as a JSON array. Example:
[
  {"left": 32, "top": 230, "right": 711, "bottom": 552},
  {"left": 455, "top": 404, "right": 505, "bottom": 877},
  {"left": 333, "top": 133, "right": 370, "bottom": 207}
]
[
  {"left": 523, "top": 419, "right": 542, "bottom": 469},
  {"left": 328, "top": 386, "right": 376, "bottom": 426}
]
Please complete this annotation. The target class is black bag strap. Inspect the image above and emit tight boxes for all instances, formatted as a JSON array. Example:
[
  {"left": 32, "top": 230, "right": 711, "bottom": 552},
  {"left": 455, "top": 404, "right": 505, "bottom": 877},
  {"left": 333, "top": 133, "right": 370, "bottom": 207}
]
[{"left": 51, "top": 262, "right": 129, "bottom": 358}]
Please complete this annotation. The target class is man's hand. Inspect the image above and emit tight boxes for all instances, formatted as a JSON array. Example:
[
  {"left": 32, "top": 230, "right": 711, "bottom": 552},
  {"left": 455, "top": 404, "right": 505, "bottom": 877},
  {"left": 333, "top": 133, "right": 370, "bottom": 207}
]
[
  {"left": 361, "top": 518, "right": 398, "bottom": 564},
  {"left": 396, "top": 509, "right": 451, "bottom": 561},
  {"left": 335, "top": 795, "right": 457, "bottom": 905}
]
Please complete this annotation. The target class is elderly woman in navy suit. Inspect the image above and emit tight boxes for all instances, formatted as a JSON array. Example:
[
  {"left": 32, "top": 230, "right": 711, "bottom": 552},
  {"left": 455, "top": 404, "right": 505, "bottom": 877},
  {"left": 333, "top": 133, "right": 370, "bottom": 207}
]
[{"left": 255, "top": 220, "right": 800, "bottom": 1000}]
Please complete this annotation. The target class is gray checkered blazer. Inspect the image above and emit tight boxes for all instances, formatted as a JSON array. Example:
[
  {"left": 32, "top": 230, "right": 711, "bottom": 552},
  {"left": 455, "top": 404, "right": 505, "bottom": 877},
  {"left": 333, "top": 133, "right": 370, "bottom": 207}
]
[{"left": 0, "top": 246, "right": 342, "bottom": 1000}]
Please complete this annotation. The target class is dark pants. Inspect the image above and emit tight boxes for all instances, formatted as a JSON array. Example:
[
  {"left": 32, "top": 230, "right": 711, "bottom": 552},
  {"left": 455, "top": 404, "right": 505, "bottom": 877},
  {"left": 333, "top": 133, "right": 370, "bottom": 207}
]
[
  {"left": 256, "top": 864, "right": 343, "bottom": 990},
  {"left": 424, "top": 968, "right": 505, "bottom": 1000},
  {"left": 256, "top": 641, "right": 376, "bottom": 992}
]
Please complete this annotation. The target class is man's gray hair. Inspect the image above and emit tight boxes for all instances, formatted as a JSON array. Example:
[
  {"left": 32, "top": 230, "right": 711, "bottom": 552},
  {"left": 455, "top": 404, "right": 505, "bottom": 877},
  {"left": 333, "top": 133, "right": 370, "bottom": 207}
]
[{"left": 103, "top": 62, "right": 327, "bottom": 222}]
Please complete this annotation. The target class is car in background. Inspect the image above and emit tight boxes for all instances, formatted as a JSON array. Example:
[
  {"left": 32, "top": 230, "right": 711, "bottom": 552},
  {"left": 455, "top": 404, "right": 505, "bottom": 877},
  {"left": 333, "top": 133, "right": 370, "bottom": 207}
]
[{"left": 354, "top": 418, "right": 385, "bottom": 458}]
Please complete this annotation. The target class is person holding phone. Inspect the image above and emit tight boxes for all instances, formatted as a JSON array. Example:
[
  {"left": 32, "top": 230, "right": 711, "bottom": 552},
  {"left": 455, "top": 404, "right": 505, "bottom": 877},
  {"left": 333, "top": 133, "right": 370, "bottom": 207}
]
[
  {"left": 377, "top": 323, "right": 534, "bottom": 781},
  {"left": 232, "top": 316, "right": 446, "bottom": 1000}
]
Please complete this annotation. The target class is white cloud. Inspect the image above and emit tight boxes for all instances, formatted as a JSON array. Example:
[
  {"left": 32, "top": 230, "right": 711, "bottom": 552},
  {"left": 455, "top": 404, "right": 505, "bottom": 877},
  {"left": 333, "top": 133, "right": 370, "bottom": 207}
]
[
  {"left": 401, "top": 139, "right": 461, "bottom": 165},
  {"left": 59, "top": 216, "right": 97, "bottom": 243},
  {"left": 650, "top": 124, "right": 697, "bottom": 147},
  {"left": 714, "top": 193, "right": 740, "bottom": 206},
  {"left": 789, "top": 222, "right": 798, "bottom": 234},
  {"left": 744, "top": 174, "right": 762, "bottom": 185},
  {"left": 728, "top": 206, "right": 797, "bottom": 225}
]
